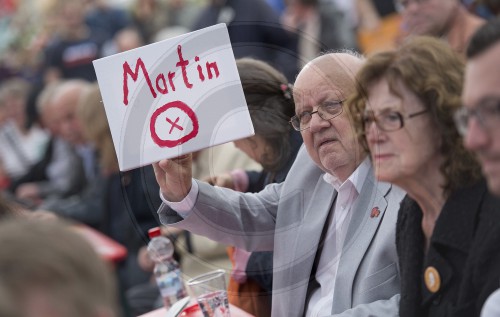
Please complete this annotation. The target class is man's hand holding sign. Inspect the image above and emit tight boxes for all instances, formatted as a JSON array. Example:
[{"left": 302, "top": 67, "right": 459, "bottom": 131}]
[
  {"left": 93, "top": 24, "right": 254, "bottom": 175},
  {"left": 153, "top": 154, "right": 192, "bottom": 202}
]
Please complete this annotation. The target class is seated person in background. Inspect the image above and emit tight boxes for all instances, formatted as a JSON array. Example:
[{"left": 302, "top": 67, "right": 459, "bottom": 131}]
[
  {"left": 0, "top": 79, "right": 49, "bottom": 184},
  {"left": 399, "top": 0, "right": 485, "bottom": 56},
  {"left": 154, "top": 52, "right": 406, "bottom": 316},
  {"left": 36, "top": 80, "right": 102, "bottom": 226},
  {"left": 206, "top": 58, "right": 302, "bottom": 317},
  {"left": 349, "top": 36, "right": 500, "bottom": 317},
  {"left": 9, "top": 82, "right": 86, "bottom": 207},
  {"left": 86, "top": 38, "right": 161, "bottom": 293},
  {"left": 76, "top": 84, "right": 162, "bottom": 299},
  {"left": 42, "top": 0, "right": 106, "bottom": 83},
  {"left": 0, "top": 218, "right": 118, "bottom": 317},
  {"left": 456, "top": 18, "right": 500, "bottom": 317},
  {"left": 207, "top": 58, "right": 301, "bottom": 192},
  {"left": 11, "top": 81, "right": 158, "bottom": 315},
  {"left": 45, "top": 80, "right": 98, "bottom": 183},
  {"left": 281, "top": 0, "right": 357, "bottom": 66}
]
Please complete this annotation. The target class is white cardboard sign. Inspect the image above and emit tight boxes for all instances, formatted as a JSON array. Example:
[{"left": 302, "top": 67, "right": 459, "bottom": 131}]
[{"left": 93, "top": 24, "right": 254, "bottom": 171}]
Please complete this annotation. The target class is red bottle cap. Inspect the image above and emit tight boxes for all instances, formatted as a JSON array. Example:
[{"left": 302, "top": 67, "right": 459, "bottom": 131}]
[{"left": 148, "top": 227, "right": 162, "bottom": 239}]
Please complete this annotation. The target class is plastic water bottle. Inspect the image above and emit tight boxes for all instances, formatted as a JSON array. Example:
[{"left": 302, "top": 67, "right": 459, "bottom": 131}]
[{"left": 147, "top": 227, "right": 187, "bottom": 309}]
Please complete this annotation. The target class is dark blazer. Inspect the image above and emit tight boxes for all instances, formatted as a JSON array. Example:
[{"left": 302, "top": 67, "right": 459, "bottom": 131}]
[
  {"left": 397, "top": 180, "right": 500, "bottom": 317},
  {"left": 104, "top": 166, "right": 163, "bottom": 291},
  {"left": 103, "top": 166, "right": 162, "bottom": 252},
  {"left": 9, "top": 137, "right": 86, "bottom": 199}
]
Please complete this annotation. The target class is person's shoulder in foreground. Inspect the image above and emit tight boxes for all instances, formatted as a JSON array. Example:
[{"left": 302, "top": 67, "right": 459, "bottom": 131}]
[{"left": 461, "top": 17, "right": 500, "bottom": 317}]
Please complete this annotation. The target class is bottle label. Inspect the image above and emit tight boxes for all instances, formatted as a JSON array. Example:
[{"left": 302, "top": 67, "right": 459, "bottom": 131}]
[{"left": 157, "top": 269, "right": 184, "bottom": 298}]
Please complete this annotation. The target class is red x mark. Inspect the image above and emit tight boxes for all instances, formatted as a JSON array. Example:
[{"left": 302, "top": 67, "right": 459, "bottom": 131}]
[
  {"left": 165, "top": 117, "right": 184, "bottom": 134},
  {"left": 150, "top": 100, "right": 199, "bottom": 148}
]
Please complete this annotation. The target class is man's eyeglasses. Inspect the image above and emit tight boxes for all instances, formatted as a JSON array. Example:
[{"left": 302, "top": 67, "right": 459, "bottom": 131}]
[
  {"left": 290, "top": 100, "right": 345, "bottom": 131},
  {"left": 362, "top": 109, "right": 428, "bottom": 132},
  {"left": 454, "top": 99, "right": 500, "bottom": 136}
]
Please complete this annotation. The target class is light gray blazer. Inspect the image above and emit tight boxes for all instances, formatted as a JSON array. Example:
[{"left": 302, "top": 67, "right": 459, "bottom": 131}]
[{"left": 159, "top": 147, "right": 405, "bottom": 316}]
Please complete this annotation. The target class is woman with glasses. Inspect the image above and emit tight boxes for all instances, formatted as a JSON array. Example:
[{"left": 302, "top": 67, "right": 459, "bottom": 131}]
[{"left": 348, "top": 36, "right": 500, "bottom": 317}]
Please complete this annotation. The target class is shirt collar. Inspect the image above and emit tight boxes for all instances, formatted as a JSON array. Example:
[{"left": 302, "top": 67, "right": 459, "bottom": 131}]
[{"left": 323, "top": 157, "right": 371, "bottom": 193}]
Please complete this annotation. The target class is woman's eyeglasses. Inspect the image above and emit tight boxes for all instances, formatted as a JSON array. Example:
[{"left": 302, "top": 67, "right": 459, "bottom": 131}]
[{"left": 362, "top": 109, "right": 428, "bottom": 132}]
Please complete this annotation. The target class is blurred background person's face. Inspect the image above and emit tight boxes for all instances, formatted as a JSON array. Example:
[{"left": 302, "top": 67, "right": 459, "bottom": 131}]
[
  {"left": 364, "top": 78, "right": 440, "bottom": 185},
  {"left": 44, "top": 84, "right": 86, "bottom": 145},
  {"left": 60, "top": 2, "right": 86, "bottom": 30},
  {"left": 463, "top": 42, "right": 500, "bottom": 195},
  {"left": 400, "top": 0, "right": 458, "bottom": 37},
  {"left": 3, "top": 94, "right": 27, "bottom": 130}
]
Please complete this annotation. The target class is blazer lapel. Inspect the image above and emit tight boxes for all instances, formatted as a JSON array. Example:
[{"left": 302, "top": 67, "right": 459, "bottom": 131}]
[
  {"left": 280, "top": 174, "right": 336, "bottom": 315},
  {"left": 331, "top": 170, "right": 391, "bottom": 313}
]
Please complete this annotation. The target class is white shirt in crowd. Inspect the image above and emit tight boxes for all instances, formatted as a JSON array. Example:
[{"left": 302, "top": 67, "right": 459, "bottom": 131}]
[
  {"left": 306, "top": 158, "right": 370, "bottom": 317},
  {"left": 0, "top": 121, "right": 48, "bottom": 179}
]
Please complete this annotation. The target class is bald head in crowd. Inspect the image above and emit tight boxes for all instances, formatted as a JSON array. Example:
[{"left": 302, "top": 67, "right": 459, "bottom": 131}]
[
  {"left": 293, "top": 52, "right": 365, "bottom": 181},
  {"left": 400, "top": 0, "right": 485, "bottom": 54},
  {"left": 40, "top": 80, "right": 90, "bottom": 146}
]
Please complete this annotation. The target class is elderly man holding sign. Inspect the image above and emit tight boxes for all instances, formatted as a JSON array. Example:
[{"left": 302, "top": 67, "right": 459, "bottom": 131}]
[{"left": 153, "top": 51, "right": 405, "bottom": 316}]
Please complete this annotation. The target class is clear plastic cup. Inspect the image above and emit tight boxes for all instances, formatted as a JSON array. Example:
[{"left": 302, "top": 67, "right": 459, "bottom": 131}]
[{"left": 187, "top": 269, "right": 231, "bottom": 317}]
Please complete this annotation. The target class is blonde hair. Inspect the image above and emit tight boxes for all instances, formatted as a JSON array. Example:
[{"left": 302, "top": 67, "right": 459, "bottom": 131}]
[{"left": 77, "top": 84, "right": 119, "bottom": 174}]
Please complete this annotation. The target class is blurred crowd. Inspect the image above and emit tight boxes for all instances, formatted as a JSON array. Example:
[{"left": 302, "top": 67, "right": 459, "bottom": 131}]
[{"left": 1, "top": 0, "right": 500, "bottom": 317}]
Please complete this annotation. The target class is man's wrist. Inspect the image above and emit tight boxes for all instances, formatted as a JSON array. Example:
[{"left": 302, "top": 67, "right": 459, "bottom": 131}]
[{"left": 160, "top": 180, "right": 199, "bottom": 217}]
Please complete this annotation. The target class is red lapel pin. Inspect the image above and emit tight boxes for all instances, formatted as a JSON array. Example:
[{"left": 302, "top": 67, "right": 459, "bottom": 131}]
[{"left": 370, "top": 207, "right": 380, "bottom": 218}]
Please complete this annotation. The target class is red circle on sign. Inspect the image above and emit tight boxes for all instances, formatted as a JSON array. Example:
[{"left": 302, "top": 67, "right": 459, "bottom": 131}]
[{"left": 150, "top": 100, "right": 199, "bottom": 148}]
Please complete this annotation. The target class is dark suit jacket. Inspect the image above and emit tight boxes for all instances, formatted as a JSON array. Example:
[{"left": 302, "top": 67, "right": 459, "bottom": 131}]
[
  {"left": 103, "top": 166, "right": 162, "bottom": 251},
  {"left": 10, "top": 137, "right": 86, "bottom": 199},
  {"left": 397, "top": 180, "right": 500, "bottom": 317}
]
